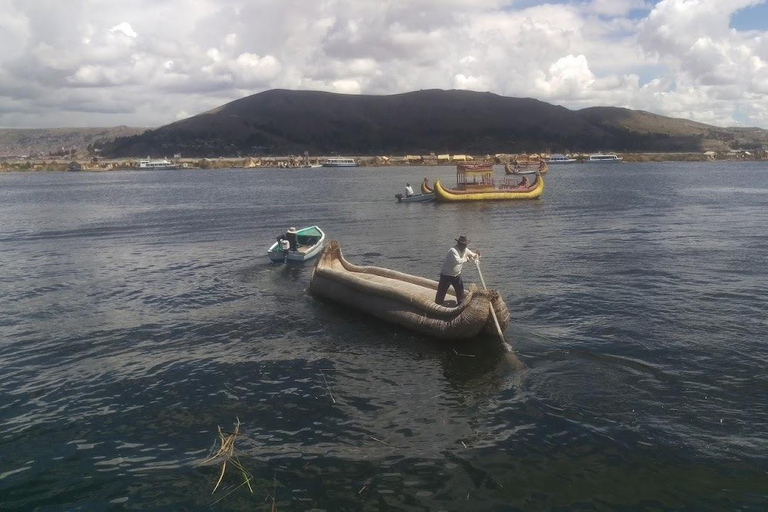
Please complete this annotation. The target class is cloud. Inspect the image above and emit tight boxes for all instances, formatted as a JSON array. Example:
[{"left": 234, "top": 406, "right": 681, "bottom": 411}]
[
  {"left": 109, "top": 22, "right": 137, "bottom": 39},
  {"left": 0, "top": 0, "right": 767, "bottom": 128}
]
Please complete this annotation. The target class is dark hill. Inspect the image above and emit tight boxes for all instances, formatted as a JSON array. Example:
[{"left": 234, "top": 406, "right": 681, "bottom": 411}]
[{"left": 103, "top": 89, "right": 768, "bottom": 156}]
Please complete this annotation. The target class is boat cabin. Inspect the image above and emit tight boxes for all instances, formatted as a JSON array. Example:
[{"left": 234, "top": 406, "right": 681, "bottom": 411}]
[{"left": 456, "top": 163, "right": 495, "bottom": 191}]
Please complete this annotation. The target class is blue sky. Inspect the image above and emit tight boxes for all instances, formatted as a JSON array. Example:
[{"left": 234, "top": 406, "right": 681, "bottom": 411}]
[
  {"left": 1, "top": 0, "right": 767, "bottom": 129},
  {"left": 731, "top": 2, "right": 768, "bottom": 30}
]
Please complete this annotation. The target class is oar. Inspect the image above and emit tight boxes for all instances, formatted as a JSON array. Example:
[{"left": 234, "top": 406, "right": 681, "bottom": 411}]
[{"left": 474, "top": 259, "right": 513, "bottom": 352}]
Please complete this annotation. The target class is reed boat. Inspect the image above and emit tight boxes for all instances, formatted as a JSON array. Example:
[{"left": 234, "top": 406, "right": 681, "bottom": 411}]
[
  {"left": 434, "top": 163, "right": 544, "bottom": 202},
  {"left": 505, "top": 160, "right": 548, "bottom": 175},
  {"left": 309, "top": 241, "right": 509, "bottom": 340},
  {"left": 421, "top": 177, "right": 433, "bottom": 194}
]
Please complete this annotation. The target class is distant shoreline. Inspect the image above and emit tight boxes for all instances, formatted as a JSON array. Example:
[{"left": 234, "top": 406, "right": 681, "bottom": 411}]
[{"left": 0, "top": 152, "right": 764, "bottom": 172}]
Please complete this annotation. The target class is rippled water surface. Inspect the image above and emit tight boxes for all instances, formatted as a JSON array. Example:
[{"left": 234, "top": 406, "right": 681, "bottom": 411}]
[{"left": 1, "top": 163, "right": 767, "bottom": 511}]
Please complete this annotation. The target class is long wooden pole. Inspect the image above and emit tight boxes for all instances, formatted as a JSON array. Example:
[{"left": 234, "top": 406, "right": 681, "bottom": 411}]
[{"left": 474, "top": 259, "right": 511, "bottom": 351}]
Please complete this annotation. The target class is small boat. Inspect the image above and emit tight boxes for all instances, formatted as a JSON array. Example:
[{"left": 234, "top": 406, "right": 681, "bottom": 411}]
[
  {"left": 505, "top": 160, "right": 548, "bottom": 175},
  {"left": 268, "top": 226, "right": 326, "bottom": 263},
  {"left": 395, "top": 192, "right": 434, "bottom": 202},
  {"left": 434, "top": 164, "right": 544, "bottom": 201},
  {"left": 588, "top": 153, "right": 622, "bottom": 162},
  {"left": 545, "top": 154, "right": 578, "bottom": 164},
  {"left": 421, "top": 177, "right": 433, "bottom": 194},
  {"left": 138, "top": 157, "right": 178, "bottom": 170},
  {"left": 321, "top": 157, "right": 357, "bottom": 167},
  {"left": 309, "top": 241, "right": 509, "bottom": 340}
]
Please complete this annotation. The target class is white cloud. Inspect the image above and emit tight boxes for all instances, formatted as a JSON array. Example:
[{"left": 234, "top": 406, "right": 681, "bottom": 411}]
[
  {"left": 332, "top": 79, "right": 362, "bottom": 94},
  {"left": 109, "top": 22, "right": 137, "bottom": 39},
  {"left": 0, "top": 0, "right": 767, "bottom": 128},
  {"left": 536, "top": 54, "right": 596, "bottom": 97}
]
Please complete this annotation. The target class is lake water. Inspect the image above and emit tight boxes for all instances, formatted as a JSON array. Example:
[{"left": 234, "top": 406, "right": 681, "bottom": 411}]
[{"left": 0, "top": 162, "right": 766, "bottom": 511}]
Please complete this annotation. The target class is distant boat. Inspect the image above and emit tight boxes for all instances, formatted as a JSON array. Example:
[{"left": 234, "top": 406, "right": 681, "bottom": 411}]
[
  {"left": 545, "top": 154, "right": 578, "bottom": 164},
  {"left": 504, "top": 160, "right": 549, "bottom": 175},
  {"left": 138, "top": 157, "right": 178, "bottom": 169},
  {"left": 395, "top": 192, "right": 434, "bottom": 203},
  {"left": 267, "top": 226, "right": 326, "bottom": 263},
  {"left": 434, "top": 163, "right": 544, "bottom": 202},
  {"left": 588, "top": 154, "right": 622, "bottom": 162},
  {"left": 321, "top": 157, "right": 357, "bottom": 167}
]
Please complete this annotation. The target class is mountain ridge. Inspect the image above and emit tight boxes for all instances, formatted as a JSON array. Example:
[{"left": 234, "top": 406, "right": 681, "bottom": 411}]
[
  {"left": 104, "top": 89, "right": 764, "bottom": 156},
  {"left": 0, "top": 126, "right": 147, "bottom": 158},
  {"left": 8, "top": 90, "right": 768, "bottom": 157}
]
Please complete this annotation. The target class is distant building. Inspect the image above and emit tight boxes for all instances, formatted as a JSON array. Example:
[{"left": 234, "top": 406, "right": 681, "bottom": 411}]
[{"left": 67, "top": 161, "right": 82, "bottom": 172}]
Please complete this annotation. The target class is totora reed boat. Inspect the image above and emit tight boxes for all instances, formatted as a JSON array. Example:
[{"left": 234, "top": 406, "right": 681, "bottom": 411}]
[
  {"left": 505, "top": 160, "right": 548, "bottom": 175},
  {"left": 309, "top": 241, "right": 510, "bottom": 340},
  {"left": 434, "top": 164, "right": 544, "bottom": 202}
]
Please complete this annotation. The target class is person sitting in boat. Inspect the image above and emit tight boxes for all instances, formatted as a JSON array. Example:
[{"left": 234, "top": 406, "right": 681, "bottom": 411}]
[
  {"left": 435, "top": 235, "right": 479, "bottom": 306},
  {"left": 518, "top": 176, "right": 528, "bottom": 188},
  {"left": 285, "top": 227, "right": 298, "bottom": 251},
  {"left": 405, "top": 183, "right": 414, "bottom": 197}
]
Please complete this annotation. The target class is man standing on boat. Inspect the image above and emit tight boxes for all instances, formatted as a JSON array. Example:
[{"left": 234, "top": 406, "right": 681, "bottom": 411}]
[
  {"left": 286, "top": 227, "right": 298, "bottom": 251},
  {"left": 435, "top": 235, "right": 479, "bottom": 306},
  {"left": 405, "top": 183, "right": 414, "bottom": 197}
]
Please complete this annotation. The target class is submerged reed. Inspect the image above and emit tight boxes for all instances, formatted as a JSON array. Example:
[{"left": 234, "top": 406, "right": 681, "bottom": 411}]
[{"left": 199, "top": 418, "right": 254, "bottom": 496}]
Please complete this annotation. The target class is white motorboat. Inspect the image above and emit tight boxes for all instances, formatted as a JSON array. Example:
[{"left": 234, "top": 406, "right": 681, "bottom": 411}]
[
  {"left": 545, "top": 154, "right": 578, "bottom": 164},
  {"left": 268, "top": 226, "right": 326, "bottom": 263},
  {"left": 138, "top": 157, "right": 179, "bottom": 169},
  {"left": 321, "top": 157, "right": 357, "bottom": 167},
  {"left": 588, "top": 154, "right": 623, "bottom": 162}
]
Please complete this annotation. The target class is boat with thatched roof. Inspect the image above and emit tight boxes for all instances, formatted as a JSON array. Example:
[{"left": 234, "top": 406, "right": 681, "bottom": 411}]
[
  {"left": 309, "top": 241, "right": 509, "bottom": 340},
  {"left": 433, "top": 164, "right": 544, "bottom": 202}
]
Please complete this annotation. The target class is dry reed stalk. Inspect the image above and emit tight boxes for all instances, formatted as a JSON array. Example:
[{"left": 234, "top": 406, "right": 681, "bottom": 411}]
[
  {"left": 200, "top": 418, "right": 254, "bottom": 496},
  {"left": 320, "top": 370, "right": 336, "bottom": 403}
]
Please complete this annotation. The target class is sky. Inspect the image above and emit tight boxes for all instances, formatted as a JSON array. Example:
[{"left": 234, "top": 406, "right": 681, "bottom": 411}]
[{"left": 1, "top": 0, "right": 768, "bottom": 129}]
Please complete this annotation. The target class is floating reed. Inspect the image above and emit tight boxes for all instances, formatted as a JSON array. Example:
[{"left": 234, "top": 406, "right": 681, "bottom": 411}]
[{"left": 200, "top": 418, "right": 254, "bottom": 497}]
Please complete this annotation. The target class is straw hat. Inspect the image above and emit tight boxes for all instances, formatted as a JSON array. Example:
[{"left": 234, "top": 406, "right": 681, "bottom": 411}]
[
  {"left": 287, "top": 227, "right": 297, "bottom": 234},
  {"left": 455, "top": 235, "right": 469, "bottom": 245}
]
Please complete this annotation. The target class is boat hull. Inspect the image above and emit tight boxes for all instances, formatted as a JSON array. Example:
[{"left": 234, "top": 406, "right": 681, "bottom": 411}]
[
  {"left": 434, "top": 175, "right": 544, "bottom": 201},
  {"left": 310, "top": 241, "right": 509, "bottom": 340},
  {"left": 395, "top": 193, "right": 434, "bottom": 203},
  {"left": 505, "top": 161, "right": 548, "bottom": 175}
]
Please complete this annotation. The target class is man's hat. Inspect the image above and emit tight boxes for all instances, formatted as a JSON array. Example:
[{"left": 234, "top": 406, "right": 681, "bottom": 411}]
[
  {"left": 287, "top": 227, "right": 297, "bottom": 233},
  {"left": 455, "top": 235, "right": 469, "bottom": 244}
]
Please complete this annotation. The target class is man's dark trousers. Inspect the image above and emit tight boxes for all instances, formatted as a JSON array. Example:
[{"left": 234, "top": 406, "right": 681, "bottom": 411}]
[{"left": 435, "top": 273, "right": 464, "bottom": 305}]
